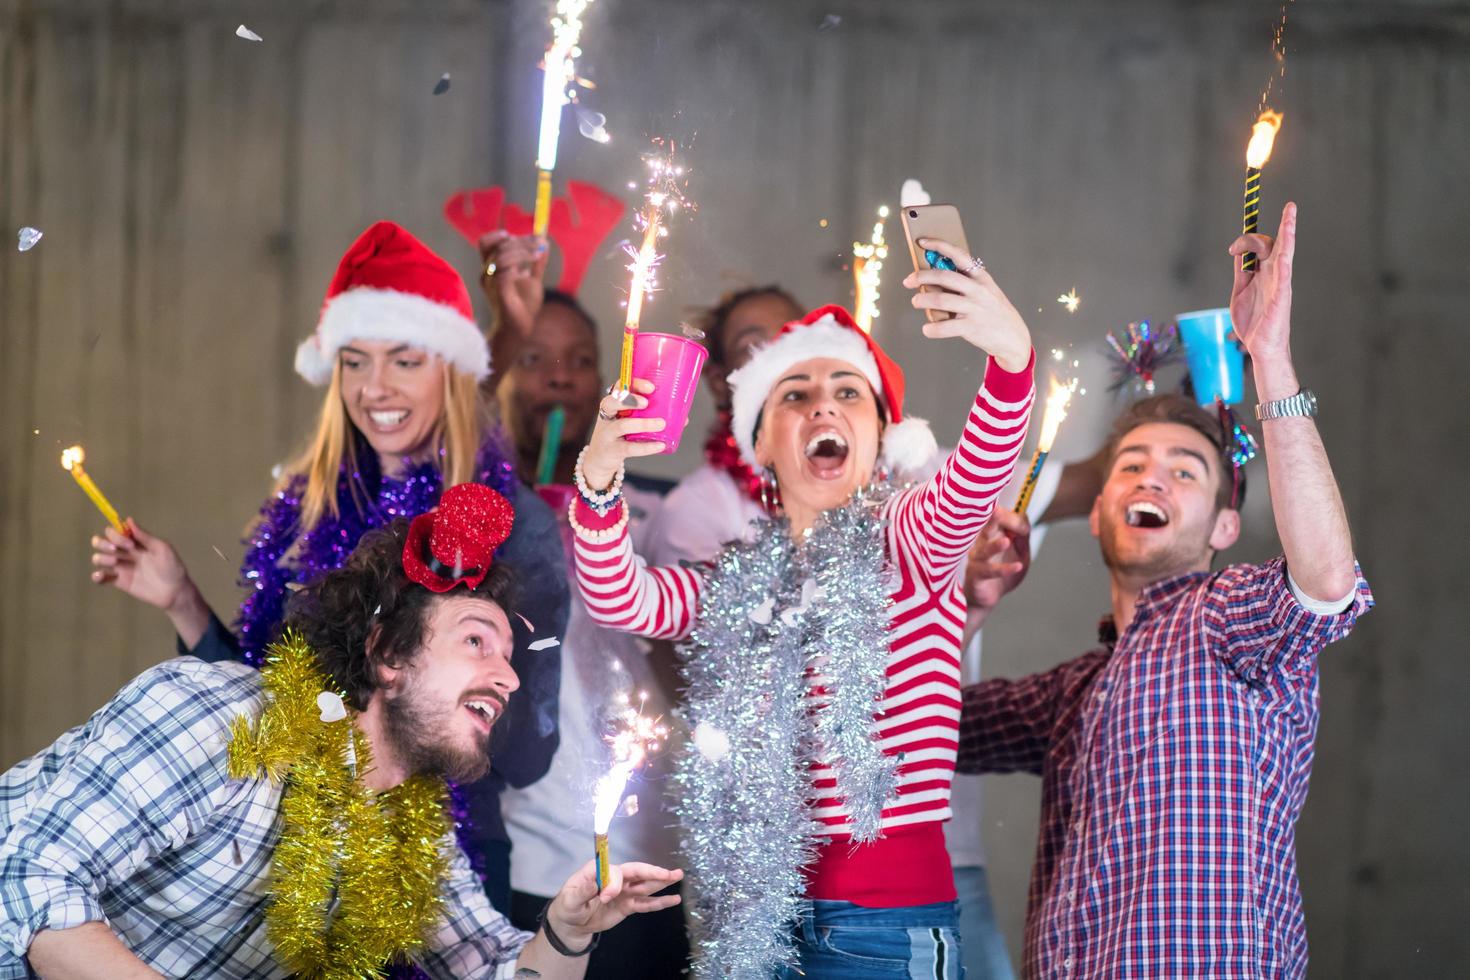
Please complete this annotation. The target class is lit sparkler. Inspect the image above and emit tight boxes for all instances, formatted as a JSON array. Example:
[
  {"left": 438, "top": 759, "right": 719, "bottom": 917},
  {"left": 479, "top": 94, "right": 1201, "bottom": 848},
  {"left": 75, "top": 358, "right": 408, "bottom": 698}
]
[
  {"left": 852, "top": 205, "right": 890, "bottom": 333},
  {"left": 60, "top": 446, "right": 126, "bottom": 534},
  {"left": 592, "top": 690, "right": 668, "bottom": 891},
  {"left": 617, "top": 142, "right": 692, "bottom": 393},
  {"left": 1057, "top": 288, "right": 1081, "bottom": 314},
  {"left": 1241, "top": 110, "right": 1283, "bottom": 272},
  {"left": 1014, "top": 377, "right": 1079, "bottom": 517},
  {"left": 533, "top": 0, "right": 596, "bottom": 237}
]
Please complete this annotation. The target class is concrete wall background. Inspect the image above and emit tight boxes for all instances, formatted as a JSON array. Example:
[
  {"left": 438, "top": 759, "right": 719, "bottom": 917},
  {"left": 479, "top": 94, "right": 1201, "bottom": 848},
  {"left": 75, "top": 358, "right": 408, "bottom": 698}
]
[{"left": 2, "top": 0, "right": 1466, "bottom": 974}]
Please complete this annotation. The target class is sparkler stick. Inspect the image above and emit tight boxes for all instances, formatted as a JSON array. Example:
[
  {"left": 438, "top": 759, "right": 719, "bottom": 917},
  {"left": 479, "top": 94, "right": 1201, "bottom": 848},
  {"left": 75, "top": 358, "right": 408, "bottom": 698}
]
[
  {"left": 852, "top": 205, "right": 889, "bottom": 334},
  {"left": 591, "top": 691, "right": 667, "bottom": 892},
  {"left": 60, "top": 446, "right": 126, "bottom": 533},
  {"left": 1014, "top": 378, "right": 1078, "bottom": 517},
  {"left": 534, "top": 0, "right": 596, "bottom": 237},
  {"left": 1241, "top": 110, "right": 1283, "bottom": 272},
  {"left": 617, "top": 147, "right": 689, "bottom": 393}
]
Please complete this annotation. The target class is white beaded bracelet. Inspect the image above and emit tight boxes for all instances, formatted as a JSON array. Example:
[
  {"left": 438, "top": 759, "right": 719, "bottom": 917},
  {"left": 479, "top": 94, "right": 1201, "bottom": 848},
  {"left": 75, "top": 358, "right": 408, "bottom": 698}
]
[
  {"left": 566, "top": 494, "right": 629, "bottom": 544},
  {"left": 574, "top": 447, "right": 625, "bottom": 516}
]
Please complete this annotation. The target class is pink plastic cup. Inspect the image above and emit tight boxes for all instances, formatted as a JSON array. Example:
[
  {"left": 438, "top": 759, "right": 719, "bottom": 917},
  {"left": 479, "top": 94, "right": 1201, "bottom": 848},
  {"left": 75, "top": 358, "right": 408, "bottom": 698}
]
[{"left": 622, "top": 332, "right": 709, "bottom": 454}]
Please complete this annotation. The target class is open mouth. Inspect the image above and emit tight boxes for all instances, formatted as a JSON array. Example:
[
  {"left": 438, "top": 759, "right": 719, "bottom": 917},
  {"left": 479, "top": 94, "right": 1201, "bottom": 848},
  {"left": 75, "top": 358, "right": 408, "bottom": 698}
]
[
  {"left": 464, "top": 698, "right": 501, "bottom": 733},
  {"left": 368, "top": 409, "right": 409, "bottom": 432},
  {"left": 804, "top": 431, "right": 850, "bottom": 477},
  {"left": 1125, "top": 501, "right": 1170, "bottom": 529}
]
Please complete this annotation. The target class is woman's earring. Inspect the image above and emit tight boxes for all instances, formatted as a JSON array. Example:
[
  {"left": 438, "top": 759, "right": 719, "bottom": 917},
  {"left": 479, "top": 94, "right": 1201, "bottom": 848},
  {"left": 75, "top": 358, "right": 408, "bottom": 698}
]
[{"left": 761, "top": 467, "right": 782, "bottom": 514}]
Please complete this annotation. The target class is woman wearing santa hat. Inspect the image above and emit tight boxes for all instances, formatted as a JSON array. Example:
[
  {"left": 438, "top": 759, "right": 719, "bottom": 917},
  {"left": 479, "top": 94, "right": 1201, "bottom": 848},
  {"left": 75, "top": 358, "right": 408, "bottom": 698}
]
[
  {"left": 567, "top": 237, "right": 1035, "bottom": 979},
  {"left": 87, "top": 220, "right": 568, "bottom": 912}
]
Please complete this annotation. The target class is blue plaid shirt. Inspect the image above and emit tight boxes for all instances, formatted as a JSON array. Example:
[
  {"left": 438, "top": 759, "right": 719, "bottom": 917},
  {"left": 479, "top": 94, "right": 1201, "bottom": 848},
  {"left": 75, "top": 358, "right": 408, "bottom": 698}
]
[
  {"left": 958, "top": 558, "right": 1373, "bottom": 979},
  {"left": 0, "top": 658, "right": 528, "bottom": 978}
]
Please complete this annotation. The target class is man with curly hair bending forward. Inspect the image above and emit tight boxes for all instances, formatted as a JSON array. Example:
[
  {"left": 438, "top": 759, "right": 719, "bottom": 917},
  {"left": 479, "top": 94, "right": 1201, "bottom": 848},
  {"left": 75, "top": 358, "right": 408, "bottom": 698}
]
[{"left": 0, "top": 483, "right": 681, "bottom": 980}]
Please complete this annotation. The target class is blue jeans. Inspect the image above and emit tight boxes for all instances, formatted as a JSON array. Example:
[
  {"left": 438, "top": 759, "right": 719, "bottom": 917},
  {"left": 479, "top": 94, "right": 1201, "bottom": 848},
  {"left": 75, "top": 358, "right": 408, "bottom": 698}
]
[
  {"left": 773, "top": 900, "right": 963, "bottom": 979},
  {"left": 953, "top": 866, "right": 1016, "bottom": 980}
]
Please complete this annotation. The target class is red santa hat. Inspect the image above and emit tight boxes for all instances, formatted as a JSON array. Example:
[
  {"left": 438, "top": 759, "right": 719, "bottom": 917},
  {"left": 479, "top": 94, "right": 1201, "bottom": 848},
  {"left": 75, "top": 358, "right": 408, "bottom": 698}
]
[
  {"left": 295, "top": 220, "right": 489, "bottom": 385},
  {"left": 727, "top": 304, "right": 938, "bottom": 477},
  {"left": 401, "top": 483, "right": 516, "bottom": 593}
]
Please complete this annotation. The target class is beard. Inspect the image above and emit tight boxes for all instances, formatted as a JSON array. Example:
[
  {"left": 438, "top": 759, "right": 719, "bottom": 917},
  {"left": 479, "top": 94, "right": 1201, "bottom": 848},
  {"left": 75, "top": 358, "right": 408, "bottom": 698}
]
[
  {"left": 1097, "top": 507, "right": 1214, "bottom": 582},
  {"left": 382, "top": 672, "right": 493, "bottom": 783}
]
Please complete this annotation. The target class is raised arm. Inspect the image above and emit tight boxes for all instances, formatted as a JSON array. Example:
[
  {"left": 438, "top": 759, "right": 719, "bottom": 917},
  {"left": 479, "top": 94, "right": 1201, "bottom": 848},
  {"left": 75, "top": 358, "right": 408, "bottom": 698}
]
[
  {"left": 899, "top": 237, "right": 1036, "bottom": 588},
  {"left": 568, "top": 382, "right": 705, "bottom": 641},
  {"left": 1228, "top": 203, "right": 1356, "bottom": 602}
]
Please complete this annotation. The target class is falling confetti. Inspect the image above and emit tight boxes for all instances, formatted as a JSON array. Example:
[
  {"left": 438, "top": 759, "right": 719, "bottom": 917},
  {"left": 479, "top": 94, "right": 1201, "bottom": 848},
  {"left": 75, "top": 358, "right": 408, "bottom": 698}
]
[
  {"left": 433, "top": 73, "right": 451, "bottom": 95},
  {"left": 528, "top": 637, "right": 560, "bottom": 651},
  {"left": 692, "top": 721, "right": 732, "bottom": 762},
  {"left": 515, "top": 612, "right": 536, "bottom": 632},
  {"left": 817, "top": 13, "right": 842, "bottom": 31},
  {"left": 212, "top": 546, "right": 228, "bottom": 562},
  {"left": 576, "top": 107, "right": 610, "bottom": 143},
  {"left": 900, "top": 179, "right": 931, "bottom": 207},
  {"left": 1057, "top": 288, "right": 1081, "bottom": 313},
  {"left": 235, "top": 24, "right": 263, "bottom": 42},
  {"left": 621, "top": 795, "right": 640, "bottom": 817},
  {"left": 679, "top": 321, "right": 706, "bottom": 341},
  {"left": 17, "top": 227, "right": 42, "bottom": 251}
]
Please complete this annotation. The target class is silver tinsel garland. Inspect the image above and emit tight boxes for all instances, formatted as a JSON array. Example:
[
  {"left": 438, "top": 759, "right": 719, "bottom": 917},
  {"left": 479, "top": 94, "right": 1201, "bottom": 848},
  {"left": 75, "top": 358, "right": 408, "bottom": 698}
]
[{"left": 674, "top": 485, "right": 900, "bottom": 979}]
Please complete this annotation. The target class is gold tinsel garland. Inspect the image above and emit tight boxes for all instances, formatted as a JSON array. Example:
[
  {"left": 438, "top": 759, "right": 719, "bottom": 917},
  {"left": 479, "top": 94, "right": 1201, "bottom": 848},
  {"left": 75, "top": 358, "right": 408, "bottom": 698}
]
[{"left": 228, "top": 631, "right": 450, "bottom": 979}]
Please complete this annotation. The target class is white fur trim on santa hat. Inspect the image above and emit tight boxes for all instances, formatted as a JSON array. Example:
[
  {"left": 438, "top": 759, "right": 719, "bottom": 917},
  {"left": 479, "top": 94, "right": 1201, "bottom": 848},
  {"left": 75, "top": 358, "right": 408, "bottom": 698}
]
[
  {"left": 728, "top": 316, "right": 883, "bottom": 469},
  {"left": 295, "top": 287, "right": 490, "bottom": 385},
  {"left": 879, "top": 415, "right": 940, "bottom": 476}
]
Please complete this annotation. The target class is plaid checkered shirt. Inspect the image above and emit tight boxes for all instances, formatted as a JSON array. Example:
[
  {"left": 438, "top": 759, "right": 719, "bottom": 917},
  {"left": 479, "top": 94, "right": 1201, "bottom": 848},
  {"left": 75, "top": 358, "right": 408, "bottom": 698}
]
[
  {"left": 958, "top": 557, "right": 1373, "bottom": 979},
  {"left": 0, "top": 658, "right": 528, "bottom": 978}
]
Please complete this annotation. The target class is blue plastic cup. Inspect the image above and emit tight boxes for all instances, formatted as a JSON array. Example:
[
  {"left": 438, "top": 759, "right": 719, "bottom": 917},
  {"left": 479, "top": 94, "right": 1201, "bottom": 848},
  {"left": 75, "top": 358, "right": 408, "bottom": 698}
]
[{"left": 1175, "top": 308, "right": 1244, "bottom": 406}]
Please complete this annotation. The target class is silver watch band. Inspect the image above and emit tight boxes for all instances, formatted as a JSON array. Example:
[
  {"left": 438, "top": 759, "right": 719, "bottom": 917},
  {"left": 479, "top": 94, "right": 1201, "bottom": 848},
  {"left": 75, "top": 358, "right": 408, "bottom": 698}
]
[{"left": 1255, "top": 388, "right": 1318, "bottom": 421}]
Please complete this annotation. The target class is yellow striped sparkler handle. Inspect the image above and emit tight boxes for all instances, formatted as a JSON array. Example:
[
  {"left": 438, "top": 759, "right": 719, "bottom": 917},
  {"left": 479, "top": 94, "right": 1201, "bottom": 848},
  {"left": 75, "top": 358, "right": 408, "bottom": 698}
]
[{"left": 1241, "top": 166, "right": 1262, "bottom": 272}]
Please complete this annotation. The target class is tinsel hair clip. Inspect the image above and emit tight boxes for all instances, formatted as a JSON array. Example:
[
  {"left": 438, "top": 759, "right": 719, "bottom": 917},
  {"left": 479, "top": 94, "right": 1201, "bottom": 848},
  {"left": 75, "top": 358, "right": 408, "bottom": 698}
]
[
  {"left": 1104, "top": 320, "right": 1182, "bottom": 396},
  {"left": 1215, "top": 399, "right": 1258, "bottom": 510}
]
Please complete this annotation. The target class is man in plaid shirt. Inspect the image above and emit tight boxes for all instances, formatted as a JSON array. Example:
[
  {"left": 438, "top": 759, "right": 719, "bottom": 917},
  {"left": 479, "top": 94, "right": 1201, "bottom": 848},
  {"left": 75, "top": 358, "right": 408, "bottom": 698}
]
[
  {"left": 959, "top": 203, "right": 1373, "bottom": 978},
  {"left": 0, "top": 499, "right": 680, "bottom": 979}
]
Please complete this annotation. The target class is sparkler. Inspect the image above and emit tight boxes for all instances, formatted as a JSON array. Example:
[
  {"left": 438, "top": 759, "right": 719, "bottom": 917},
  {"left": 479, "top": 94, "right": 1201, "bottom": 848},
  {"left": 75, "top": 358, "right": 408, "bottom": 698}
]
[
  {"left": 534, "top": 0, "right": 596, "bottom": 237},
  {"left": 1014, "top": 377, "right": 1078, "bottom": 517},
  {"left": 617, "top": 144, "right": 691, "bottom": 393},
  {"left": 60, "top": 446, "right": 126, "bottom": 533},
  {"left": 1057, "top": 288, "right": 1081, "bottom": 314},
  {"left": 592, "top": 690, "right": 668, "bottom": 891},
  {"left": 852, "top": 205, "right": 890, "bottom": 333},
  {"left": 1241, "top": 110, "right": 1283, "bottom": 272}
]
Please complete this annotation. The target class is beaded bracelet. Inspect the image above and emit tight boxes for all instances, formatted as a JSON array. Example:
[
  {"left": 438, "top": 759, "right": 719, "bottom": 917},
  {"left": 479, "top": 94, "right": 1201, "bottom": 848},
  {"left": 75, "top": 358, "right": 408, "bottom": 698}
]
[
  {"left": 536, "top": 901, "right": 599, "bottom": 957},
  {"left": 574, "top": 447, "right": 625, "bottom": 517},
  {"left": 567, "top": 495, "right": 630, "bottom": 544}
]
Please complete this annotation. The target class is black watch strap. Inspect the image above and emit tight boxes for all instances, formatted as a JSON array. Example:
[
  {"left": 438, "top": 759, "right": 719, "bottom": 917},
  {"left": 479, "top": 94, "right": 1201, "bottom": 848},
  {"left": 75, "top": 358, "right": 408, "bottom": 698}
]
[{"left": 537, "top": 902, "right": 599, "bottom": 957}]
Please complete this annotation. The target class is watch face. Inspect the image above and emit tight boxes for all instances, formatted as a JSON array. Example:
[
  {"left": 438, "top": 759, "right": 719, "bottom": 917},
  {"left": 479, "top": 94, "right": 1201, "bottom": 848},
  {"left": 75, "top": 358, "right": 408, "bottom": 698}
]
[{"left": 1303, "top": 390, "right": 1318, "bottom": 413}]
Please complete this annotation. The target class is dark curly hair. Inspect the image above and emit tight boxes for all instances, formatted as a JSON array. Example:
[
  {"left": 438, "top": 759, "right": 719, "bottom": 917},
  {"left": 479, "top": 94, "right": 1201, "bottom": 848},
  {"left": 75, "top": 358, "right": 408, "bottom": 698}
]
[
  {"left": 697, "top": 284, "right": 802, "bottom": 367},
  {"left": 283, "top": 518, "right": 519, "bottom": 709},
  {"left": 1103, "top": 393, "right": 1247, "bottom": 510}
]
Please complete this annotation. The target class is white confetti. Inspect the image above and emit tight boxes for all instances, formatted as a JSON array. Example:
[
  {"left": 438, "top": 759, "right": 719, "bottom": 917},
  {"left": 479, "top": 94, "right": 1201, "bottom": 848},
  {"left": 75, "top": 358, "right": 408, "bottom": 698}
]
[
  {"left": 621, "top": 794, "right": 639, "bottom": 817},
  {"left": 235, "top": 24, "right": 263, "bottom": 42},
  {"left": 527, "top": 637, "right": 560, "bottom": 651},
  {"left": 900, "top": 179, "right": 931, "bottom": 207},
  {"left": 576, "top": 107, "right": 610, "bottom": 143},
  {"left": 692, "top": 721, "right": 731, "bottom": 763},
  {"left": 316, "top": 691, "right": 347, "bottom": 723},
  {"left": 817, "top": 13, "right": 842, "bottom": 31},
  {"left": 748, "top": 596, "right": 776, "bottom": 626},
  {"left": 17, "top": 227, "right": 42, "bottom": 251}
]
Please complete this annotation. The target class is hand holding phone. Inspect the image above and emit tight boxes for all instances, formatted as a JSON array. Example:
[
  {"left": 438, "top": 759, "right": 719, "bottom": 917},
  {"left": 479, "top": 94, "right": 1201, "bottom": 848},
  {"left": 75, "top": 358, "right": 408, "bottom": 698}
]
[{"left": 901, "top": 204, "right": 970, "bottom": 322}]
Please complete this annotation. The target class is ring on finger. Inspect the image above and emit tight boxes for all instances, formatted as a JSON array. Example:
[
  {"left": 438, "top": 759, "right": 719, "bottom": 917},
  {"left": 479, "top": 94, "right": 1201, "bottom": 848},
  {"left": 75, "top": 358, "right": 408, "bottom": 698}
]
[
  {"left": 598, "top": 408, "right": 617, "bottom": 421},
  {"left": 964, "top": 255, "right": 985, "bottom": 275},
  {"left": 485, "top": 261, "right": 498, "bottom": 277}
]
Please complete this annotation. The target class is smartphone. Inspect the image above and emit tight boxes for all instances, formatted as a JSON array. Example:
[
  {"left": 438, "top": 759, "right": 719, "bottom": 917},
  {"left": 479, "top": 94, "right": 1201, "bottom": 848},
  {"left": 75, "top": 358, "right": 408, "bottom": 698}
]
[{"left": 900, "top": 204, "right": 970, "bottom": 322}]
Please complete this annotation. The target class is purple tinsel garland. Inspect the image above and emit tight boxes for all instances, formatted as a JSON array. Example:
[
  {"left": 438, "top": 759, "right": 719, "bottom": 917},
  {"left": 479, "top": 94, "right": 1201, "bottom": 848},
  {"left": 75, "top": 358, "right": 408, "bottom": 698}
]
[{"left": 233, "top": 430, "right": 517, "bottom": 976}]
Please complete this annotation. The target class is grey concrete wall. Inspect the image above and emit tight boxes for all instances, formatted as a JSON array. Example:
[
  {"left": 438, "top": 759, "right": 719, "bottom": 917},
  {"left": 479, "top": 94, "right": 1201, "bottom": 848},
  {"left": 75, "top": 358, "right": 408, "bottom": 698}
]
[{"left": 3, "top": 0, "right": 1467, "bottom": 974}]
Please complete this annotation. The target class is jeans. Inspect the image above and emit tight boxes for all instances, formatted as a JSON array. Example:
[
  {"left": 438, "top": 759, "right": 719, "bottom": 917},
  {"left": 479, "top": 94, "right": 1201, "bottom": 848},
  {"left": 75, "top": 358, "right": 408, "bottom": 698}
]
[
  {"left": 953, "top": 866, "right": 1016, "bottom": 980},
  {"left": 773, "top": 899, "right": 963, "bottom": 979}
]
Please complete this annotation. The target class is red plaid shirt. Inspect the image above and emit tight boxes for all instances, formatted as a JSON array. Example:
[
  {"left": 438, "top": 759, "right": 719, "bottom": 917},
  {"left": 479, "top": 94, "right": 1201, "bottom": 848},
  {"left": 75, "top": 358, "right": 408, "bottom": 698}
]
[{"left": 958, "top": 557, "right": 1372, "bottom": 979}]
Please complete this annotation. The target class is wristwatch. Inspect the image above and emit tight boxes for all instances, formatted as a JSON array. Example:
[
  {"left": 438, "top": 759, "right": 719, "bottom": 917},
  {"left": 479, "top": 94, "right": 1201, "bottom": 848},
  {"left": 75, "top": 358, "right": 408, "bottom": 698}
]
[{"left": 1255, "top": 388, "right": 1318, "bottom": 421}]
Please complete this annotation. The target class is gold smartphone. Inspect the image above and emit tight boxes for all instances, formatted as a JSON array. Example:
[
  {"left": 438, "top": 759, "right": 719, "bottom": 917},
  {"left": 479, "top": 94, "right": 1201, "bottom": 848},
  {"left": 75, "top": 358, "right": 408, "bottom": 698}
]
[{"left": 900, "top": 204, "right": 970, "bottom": 322}]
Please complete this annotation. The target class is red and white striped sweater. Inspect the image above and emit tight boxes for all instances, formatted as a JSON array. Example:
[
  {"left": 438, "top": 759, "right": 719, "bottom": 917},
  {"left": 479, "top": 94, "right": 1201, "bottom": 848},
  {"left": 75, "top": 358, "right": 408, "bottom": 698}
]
[{"left": 572, "top": 355, "right": 1034, "bottom": 905}]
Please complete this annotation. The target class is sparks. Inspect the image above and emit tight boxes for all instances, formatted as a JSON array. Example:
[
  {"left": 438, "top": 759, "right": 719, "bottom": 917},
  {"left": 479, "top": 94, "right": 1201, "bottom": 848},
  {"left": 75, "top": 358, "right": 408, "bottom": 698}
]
[
  {"left": 617, "top": 140, "right": 694, "bottom": 391},
  {"left": 533, "top": 0, "right": 597, "bottom": 235},
  {"left": 852, "top": 205, "right": 890, "bottom": 334},
  {"left": 1246, "top": 110, "right": 1284, "bottom": 168},
  {"left": 1057, "top": 288, "right": 1081, "bottom": 314},
  {"left": 593, "top": 689, "right": 668, "bottom": 833},
  {"left": 1037, "top": 375, "right": 1079, "bottom": 454}
]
